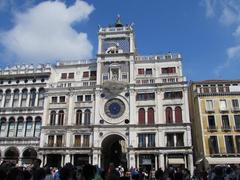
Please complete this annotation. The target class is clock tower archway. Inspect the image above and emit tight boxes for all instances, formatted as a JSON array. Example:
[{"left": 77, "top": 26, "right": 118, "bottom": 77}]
[{"left": 101, "top": 134, "right": 127, "bottom": 171}]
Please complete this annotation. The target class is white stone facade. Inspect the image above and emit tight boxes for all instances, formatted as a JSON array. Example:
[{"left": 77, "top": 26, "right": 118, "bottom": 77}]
[
  {"left": 0, "top": 64, "right": 50, "bottom": 165},
  {"left": 0, "top": 19, "right": 193, "bottom": 174}
]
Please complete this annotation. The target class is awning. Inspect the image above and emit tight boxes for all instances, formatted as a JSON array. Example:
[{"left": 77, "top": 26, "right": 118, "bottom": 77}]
[
  {"left": 168, "top": 158, "right": 185, "bottom": 164},
  {"left": 206, "top": 157, "right": 240, "bottom": 165}
]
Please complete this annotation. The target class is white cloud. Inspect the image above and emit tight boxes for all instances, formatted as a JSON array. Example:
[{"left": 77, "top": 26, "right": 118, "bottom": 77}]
[
  {"left": 233, "top": 25, "right": 240, "bottom": 37},
  {"left": 0, "top": 0, "right": 94, "bottom": 64},
  {"left": 203, "top": 0, "right": 217, "bottom": 17},
  {"left": 202, "top": 0, "right": 240, "bottom": 76},
  {"left": 219, "top": 6, "right": 238, "bottom": 26},
  {"left": 227, "top": 45, "right": 240, "bottom": 59}
]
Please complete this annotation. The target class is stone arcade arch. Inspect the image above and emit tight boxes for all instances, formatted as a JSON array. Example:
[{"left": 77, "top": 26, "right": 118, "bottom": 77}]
[
  {"left": 22, "top": 147, "right": 37, "bottom": 165},
  {"left": 101, "top": 134, "right": 127, "bottom": 171},
  {"left": 4, "top": 147, "right": 19, "bottom": 164}
]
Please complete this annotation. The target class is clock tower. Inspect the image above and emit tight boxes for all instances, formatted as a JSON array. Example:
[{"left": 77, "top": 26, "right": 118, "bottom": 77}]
[{"left": 93, "top": 16, "right": 135, "bottom": 168}]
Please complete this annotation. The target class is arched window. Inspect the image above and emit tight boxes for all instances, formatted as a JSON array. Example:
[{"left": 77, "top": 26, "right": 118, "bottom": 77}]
[
  {"left": 4, "top": 89, "right": 11, "bottom": 107},
  {"left": 147, "top": 108, "right": 154, "bottom": 124},
  {"left": 76, "top": 110, "right": 82, "bottom": 125},
  {"left": 58, "top": 110, "right": 64, "bottom": 125},
  {"left": 84, "top": 109, "right": 91, "bottom": 125},
  {"left": 29, "top": 89, "right": 36, "bottom": 107},
  {"left": 138, "top": 108, "right": 145, "bottom": 125},
  {"left": 25, "top": 117, "right": 33, "bottom": 137},
  {"left": 16, "top": 117, "right": 24, "bottom": 137},
  {"left": 50, "top": 111, "right": 56, "bottom": 125},
  {"left": 34, "top": 117, "right": 41, "bottom": 137},
  {"left": 166, "top": 107, "right": 173, "bottom": 124},
  {"left": 7, "top": 117, "right": 15, "bottom": 137},
  {"left": 21, "top": 89, "right": 28, "bottom": 107},
  {"left": 12, "top": 89, "right": 20, "bottom": 107},
  {"left": 175, "top": 106, "right": 182, "bottom": 123},
  {"left": 0, "top": 117, "right": 6, "bottom": 137},
  {"left": 38, "top": 88, "right": 45, "bottom": 107}
]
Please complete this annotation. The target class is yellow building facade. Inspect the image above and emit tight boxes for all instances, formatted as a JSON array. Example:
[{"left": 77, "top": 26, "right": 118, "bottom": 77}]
[{"left": 189, "top": 80, "right": 240, "bottom": 168}]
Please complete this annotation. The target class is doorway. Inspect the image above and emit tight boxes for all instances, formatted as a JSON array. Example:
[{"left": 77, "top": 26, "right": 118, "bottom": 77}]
[
  {"left": 46, "top": 154, "right": 62, "bottom": 168},
  {"left": 101, "top": 134, "right": 127, "bottom": 171}
]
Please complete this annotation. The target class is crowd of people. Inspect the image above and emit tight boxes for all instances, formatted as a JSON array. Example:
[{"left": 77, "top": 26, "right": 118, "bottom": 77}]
[{"left": 1, "top": 159, "right": 240, "bottom": 180}]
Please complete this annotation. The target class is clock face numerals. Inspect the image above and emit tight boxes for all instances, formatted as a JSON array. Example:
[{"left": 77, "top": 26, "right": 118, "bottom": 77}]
[{"left": 104, "top": 99, "right": 125, "bottom": 118}]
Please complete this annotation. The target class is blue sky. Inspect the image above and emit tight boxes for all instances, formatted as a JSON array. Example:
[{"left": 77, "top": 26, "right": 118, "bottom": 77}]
[{"left": 0, "top": 0, "right": 240, "bottom": 81}]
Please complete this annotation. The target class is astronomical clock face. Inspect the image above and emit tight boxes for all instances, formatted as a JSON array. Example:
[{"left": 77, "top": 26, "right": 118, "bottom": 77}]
[{"left": 104, "top": 98, "right": 125, "bottom": 118}]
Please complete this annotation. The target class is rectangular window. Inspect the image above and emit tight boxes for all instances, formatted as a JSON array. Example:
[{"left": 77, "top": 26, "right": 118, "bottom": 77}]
[
  {"left": 75, "top": 135, "right": 81, "bottom": 147},
  {"left": 236, "top": 136, "right": 240, "bottom": 153},
  {"left": 232, "top": 99, "right": 239, "bottom": 109},
  {"left": 167, "top": 134, "right": 174, "bottom": 147},
  {"left": 225, "top": 136, "right": 235, "bottom": 153},
  {"left": 148, "top": 134, "right": 155, "bottom": 147},
  {"left": 225, "top": 85, "right": 230, "bottom": 92},
  {"left": 161, "top": 68, "right": 168, "bottom": 74},
  {"left": 218, "top": 84, "right": 224, "bottom": 92},
  {"left": 208, "top": 115, "right": 216, "bottom": 130},
  {"left": 138, "top": 134, "right": 146, "bottom": 147},
  {"left": 136, "top": 93, "right": 155, "bottom": 101},
  {"left": 83, "top": 71, "right": 89, "bottom": 78},
  {"left": 211, "top": 85, "right": 216, "bottom": 93},
  {"left": 206, "top": 100, "right": 214, "bottom": 111},
  {"left": 77, "top": 95, "right": 83, "bottom": 102},
  {"left": 59, "top": 96, "right": 65, "bottom": 103},
  {"left": 176, "top": 133, "right": 184, "bottom": 146},
  {"left": 146, "top": 68, "right": 152, "bottom": 75},
  {"left": 56, "top": 135, "right": 63, "bottom": 147},
  {"left": 161, "top": 67, "right": 176, "bottom": 74},
  {"left": 138, "top": 68, "right": 144, "bottom": 75},
  {"left": 85, "top": 95, "right": 91, "bottom": 102},
  {"left": 234, "top": 115, "right": 240, "bottom": 129},
  {"left": 68, "top": 72, "right": 74, "bottom": 79},
  {"left": 61, "top": 73, "right": 67, "bottom": 79},
  {"left": 82, "top": 135, "right": 89, "bottom": 147},
  {"left": 90, "top": 71, "right": 96, "bottom": 80},
  {"left": 222, "top": 115, "right": 230, "bottom": 130},
  {"left": 164, "top": 91, "right": 183, "bottom": 99},
  {"left": 209, "top": 136, "right": 219, "bottom": 154},
  {"left": 52, "top": 97, "right": 57, "bottom": 103},
  {"left": 220, "top": 100, "right": 227, "bottom": 111},
  {"left": 48, "top": 135, "right": 54, "bottom": 147},
  {"left": 203, "top": 85, "right": 209, "bottom": 93}
]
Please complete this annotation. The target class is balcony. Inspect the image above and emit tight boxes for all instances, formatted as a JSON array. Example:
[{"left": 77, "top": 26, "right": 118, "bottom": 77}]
[
  {"left": 221, "top": 126, "right": 232, "bottom": 131},
  {"left": 136, "top": 79, "right": 155, "bottom": 85},
  {"left": 44, "top": 143, "right": 65, "bottom": 148},
  {"left": 73, "top": 143, "right": 90, "bottom": 148},
  {"left": 75, "top": 101, "right": 93, "bottom": 107}
]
